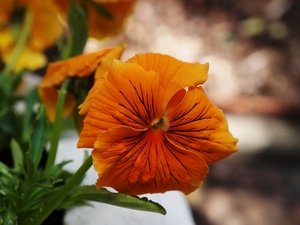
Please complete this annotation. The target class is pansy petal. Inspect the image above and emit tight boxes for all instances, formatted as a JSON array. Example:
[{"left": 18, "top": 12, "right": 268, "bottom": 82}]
[
  {"left": 22, "top": 0, "right": 64, "bottom": 51},
  {"left": 78, "top": 44, "right": 125, "bottom": 114},
  {"left": 92, "top": 126, "right": 208, "bottom": 195},
  {"left": 165, "top": 88, "right": 186, "bottom": 114},
  {"left": 78, "top": 59, "right": 165, "bottom": 148},
  {"left": 78, "top": 73, "right": 107, "bottom": 115},
  {"left": 88, "top": 0, "right": 136, "bottom": 39},
  {"left": 94, "top": 44, "right": 125, "bottom": 79},
  {"left": 0, "top": 28, "right": 14, "bottom": 51},
  {"left": 166, "top": 86, "right": 238, "bottom": 165},
  {"left": 0, "top": 0, "right": 14, "bottom": 24},
  {"left": 126, "top": 53, "right": 209, "bottom": 105},
  {"left": 39, "top": 45, "right": 124, "bottom": 122},
  {"left": 40, "top": 44, "right": 125, "bottom": 85},
  {"left": 53, "top": 0, "right": 69, "bottom": 12},
  {"left": 39, "top": 88, "right": 75, "bottom": 122},
  {"left": 1, "top": 46, "right": 47, "bottom": 72},
  {"left": 0, "top": 0, "right": 13, "bottom": 24}
]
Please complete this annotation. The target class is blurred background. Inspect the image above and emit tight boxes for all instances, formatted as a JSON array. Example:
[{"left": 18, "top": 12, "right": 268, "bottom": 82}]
[{"left": 87, "top": 0, "right": 300, "bottom": 224}]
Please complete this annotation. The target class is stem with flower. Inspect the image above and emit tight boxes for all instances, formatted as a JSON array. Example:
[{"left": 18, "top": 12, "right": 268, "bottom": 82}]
[
  {"left": 45, "top": 78, "right": 71, "bottom": 170},
  {"left": 33, "top": 78, "right": 94, "bottom": 224}
]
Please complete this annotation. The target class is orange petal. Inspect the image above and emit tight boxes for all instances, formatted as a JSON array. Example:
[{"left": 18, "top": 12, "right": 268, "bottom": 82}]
[
  {"left": 20, "top": 0, "right": 64, "bottom": 52},
  {"left": 87, "top": 0, "right": 136, "bottom": 39},
  {"left": 92, "top": 126, "right": 208, "bottom": 195},
  {"left": 77, "top": 59, "right": 165, "bottom": 148},
  {"left": 78, "top": 44, "right": 125, "bottom": 114},
  {"left": 39, "top": 88, "right": 75, "bottom": 123},
  {"left": 94, "top": 44, "right": 126, "bottom": 79},
  {"left": 165, "top": 88, "right": 186, "bottom": 114},
  {"left": 0, "top": 0, "right": 13, "bottom": 24},
  {"left": 127, "top": 53, "right": 209, "bottom": 106},
  {"left": 78, "top": 73, "right": 107, "bottom": 115},
  {"left": 42, "top": 44, "right": 125, "bottom": 84},
  {"left": 52, "top": 0, "right": 69, "bottom": 12},
  {"left": 39, "top": 45, "right": 124, "bottom": 122},
  {"left": 165, "top": 86, "right": 238, "bottom": 165}
]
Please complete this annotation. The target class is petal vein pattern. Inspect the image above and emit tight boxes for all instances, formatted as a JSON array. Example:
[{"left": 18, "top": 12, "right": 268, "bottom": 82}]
[
  {"left": 166, "top": 86, "right": 238, "bottom": 165},
  {"left": 93, "top": 126, "right": 208, "bottom": 195},
  {"left": 78, "top": 60, "right": 165, "bottom": 148},
  {"left": 126, "top": 53, "right": 209, "bottom": 104}
]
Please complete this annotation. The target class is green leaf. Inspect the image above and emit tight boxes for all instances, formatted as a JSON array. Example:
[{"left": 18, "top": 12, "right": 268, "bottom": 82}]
[
  {"left": 0, "top": 76, "right": 11, "bottom": 102},
  {"left": 61, "top": 2, "right": 88, "bottom": 59},
  {"left": 0, "top": 107, "right": 18, "bottom": 135},
  {"left": 10, "top": 139, "right": 23, "bottom": 170},
  {"left": 24, "top": 152, "right": 36, "bottom": 183},
  {"left": 0, "top": 162, "right": 14, "bottom": 179},
  {"left": 28, "top": 105, "right": 49, "bottom": 168},
  {"left": 0, "top": 70, "right": 23, "bottom": 100},
  {"left": 10, "top": 70, "right": 24, "bottom": 92},
  {"left": 65, "top": 185, "right": 167, "bottom": 215},
  {"left": 42, "top": 160, "right": 73, "bottom": 179},
  {"left": 22, "top": 87, "right": 39, "bottom": 143},
  {"left": 0, "top": 208, "right": 18, "bottom": 225}
]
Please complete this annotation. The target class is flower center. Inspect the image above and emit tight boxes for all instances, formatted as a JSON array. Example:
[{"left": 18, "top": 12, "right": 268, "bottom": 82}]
[{"left": 151, "top": 117, "right": 169, "bottom": 131}]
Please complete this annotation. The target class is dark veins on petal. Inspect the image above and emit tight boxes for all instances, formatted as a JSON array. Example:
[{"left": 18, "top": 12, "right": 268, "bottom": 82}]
[
  {"left": 112, "top": 132, "right": 147, "bottom": 178},
  {"left": 129, "top": 80, "right": 156, "bottom": 122},
  {"left": 117, "top": 79, "right": 157, "bottom": 126},
  {"left": 119, "top": 90, "right": 148, "bottom": 126}
]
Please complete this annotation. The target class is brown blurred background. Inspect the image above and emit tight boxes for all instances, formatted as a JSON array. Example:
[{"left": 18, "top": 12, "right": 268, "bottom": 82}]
[{"left": 87, "top": 0, "right": 300, "bottom": 224}]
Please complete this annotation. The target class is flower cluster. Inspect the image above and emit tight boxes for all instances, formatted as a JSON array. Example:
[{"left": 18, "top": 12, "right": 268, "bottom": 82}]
[
  {"left": 0, "top": 0, "right": 135, "bottom": 72},
  {"left": 0, "top": 0, "right": 238, "bottom": 224},
  {"left": 0, "top": 0, "right": 63, "bottom": 71}
]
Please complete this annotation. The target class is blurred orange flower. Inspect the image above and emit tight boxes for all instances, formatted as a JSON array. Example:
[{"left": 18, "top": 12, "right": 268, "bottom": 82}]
[
  {"left": 54, "top": 0, "right": 136, "bottom": 39},
  {"left": 77, "top": 53, "right": 238, "bottom": 195},
  {"left": 89, "top": 0, "right": 136, "bottom": 39},
  {"left": 38, "top": 44, "right": 125, "bottom": 122},
  {"left": 0, "top": 0, "right": 64, "bottom": 71}
]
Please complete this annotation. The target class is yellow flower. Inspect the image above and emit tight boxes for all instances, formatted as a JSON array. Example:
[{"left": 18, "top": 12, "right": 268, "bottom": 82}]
[
  {"left": 0, "top": 0, "right": 64, "bottom": 71},
  {"left": 38, "top": 44, "right": 125, "bottom": 122},
  {"left": 77, "top": 53, "right": 238, "bottom": 195},
  {"left": 54, "top": 0, "right": 136, "bottom": 39}
]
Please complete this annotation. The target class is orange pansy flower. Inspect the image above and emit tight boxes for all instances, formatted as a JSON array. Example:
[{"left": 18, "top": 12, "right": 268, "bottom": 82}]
[
  {"left": 77, "top": 53, "right": 238, "bottom": 195},
  {"left": 0, "top": 0, "right": 64, "bottom": 71},
  {"left": 88, "top": 0, "right": 136, "bottom": 39},
  {"left": 38, "top": 44, "right": 125, "bottom": 122},
  {"left": 54, "top": 0, "right": 136, "bottom": 39}
]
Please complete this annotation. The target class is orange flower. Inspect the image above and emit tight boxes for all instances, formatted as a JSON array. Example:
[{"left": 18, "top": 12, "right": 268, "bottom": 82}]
[
  {"left": 38, "top": 44, "right": 125, "bottom": 122},
  {"left": 0, "top": 0, "right": 64, "bottom": 71},
  {"left": 54, "top": 0, "right": 136, "bottom": 39},
  {"left": 77, "top": 53, "right": 238, "bottom": 195},
  {"left": 88, "top": 0, "right": 136, "bottom": 39}
]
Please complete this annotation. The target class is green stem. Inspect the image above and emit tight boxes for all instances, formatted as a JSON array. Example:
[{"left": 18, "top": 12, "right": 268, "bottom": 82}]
[
  {"left": 33, "top": 155, "right": 93, "bottom": 225},
  {"left": 2, "top": 8, "right": 33, "bottom": 76},
  {"left": 45, "top": 78, "right": 71, "bottom": 170}
]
